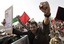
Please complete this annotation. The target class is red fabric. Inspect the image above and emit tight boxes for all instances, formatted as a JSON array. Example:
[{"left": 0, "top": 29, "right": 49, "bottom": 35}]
[
  {"left": 51, "top": 20, "right": 54, "bottom": 24},
  {"left": 61, "top": 26, "right": 64, "bottom": 30},
  {"left": 19, "top": 12, "right": 30, "bottom": 24},
  {"left": 58, "top": 20, "right": 61, "bottom": 22}
]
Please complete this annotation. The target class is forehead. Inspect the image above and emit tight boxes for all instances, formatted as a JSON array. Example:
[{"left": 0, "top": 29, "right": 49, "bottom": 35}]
[
  {"left": 26, "top": 22, "right": 30, "bottom": 25},
  {"left": 30, "top": 24, "right": 36, "bottom": 27}
]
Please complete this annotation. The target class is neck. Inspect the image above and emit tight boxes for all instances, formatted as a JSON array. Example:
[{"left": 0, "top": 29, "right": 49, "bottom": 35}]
[{"left": 32, "top": 30, "right": 36, "bottom": 35}]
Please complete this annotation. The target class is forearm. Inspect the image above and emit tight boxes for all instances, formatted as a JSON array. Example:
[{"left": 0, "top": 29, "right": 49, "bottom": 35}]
[
  {"left": 43, "top": 20, "right": 50, "bottom": 35},
  {"left": 43, "top": 13, "right": 51, "bottom": 34},
  {"left": 39, "top": 1, "right": 51, "bottom": 24},
  {"left": 44, "top": 13, "right": 51, "bottom": 24},
  {"left": 44, "top": 17, "right": 50, "bottom": 25},
  {"left": 13, "top": 28, "right": 28, "bottom": 36}
]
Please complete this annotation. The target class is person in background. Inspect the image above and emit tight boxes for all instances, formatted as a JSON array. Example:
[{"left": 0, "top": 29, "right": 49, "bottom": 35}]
[
  {"left": 49, "top": 33, "right": 63, "bottom": 44},
  {"left": 19, "top": 26, "right": 28, "bottom": 32},
  {"left": 25, "top": 21, "right": 31, "bottom": 30},
  {"left": 1, "top": 19, "right": 6, "bottom": 26},
  {"left": 59, "top": 31, "right": 64, "bottom": 44}
]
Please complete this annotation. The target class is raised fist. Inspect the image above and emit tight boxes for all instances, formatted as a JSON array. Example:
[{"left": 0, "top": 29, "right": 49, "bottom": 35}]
[{"left": 39, "top": 1, "right": 50, "bottom": 15}]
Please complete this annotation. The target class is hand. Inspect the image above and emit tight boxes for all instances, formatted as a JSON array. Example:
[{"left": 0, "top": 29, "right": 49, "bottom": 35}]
[
  {"left": 7, "top": 33, "right": 17, "bottom": 37},
  {"left": 16, "top": 15, "right": 20, "bottom": 19},
  {"left": 39, "top": 1, "right": 50, "bottom": 15},
  {"left": 2, "top": 19, "right": 6, "bottom": 26}
]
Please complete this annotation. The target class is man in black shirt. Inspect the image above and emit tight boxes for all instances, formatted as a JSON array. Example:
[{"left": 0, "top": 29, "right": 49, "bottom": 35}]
[
  {"left": 13, "top": 21, "right": 50, "bottom": 44},
  {"left": 13, "top": 1, "right": 51, "bottom": 44}
]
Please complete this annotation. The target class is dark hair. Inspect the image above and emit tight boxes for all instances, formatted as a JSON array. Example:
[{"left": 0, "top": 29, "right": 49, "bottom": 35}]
[
  {"left": 54, "top": 33, "right": 59, "bottom": 36},
  {"left": 31, "top": 22, "right": 38, "bottom": 26},
  {"left": 27, "top": 21, "right": 31, "bottom": 24}
]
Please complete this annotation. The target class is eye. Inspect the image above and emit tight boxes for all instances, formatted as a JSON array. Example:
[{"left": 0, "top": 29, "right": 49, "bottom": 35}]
[{"left": 30, "top": 26, "right": 36, "bottom": 28}]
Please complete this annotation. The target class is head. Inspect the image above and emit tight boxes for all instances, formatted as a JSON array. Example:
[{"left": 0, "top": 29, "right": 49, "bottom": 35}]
[
  {"left": 2, "top": 19, "right": 6, "bottom": 26},
  {"left": 30, "top": 22, "right": 38, "bottom": 33},
  {"left": 19, "top": 26, "right": 24, "bottom": 31},
  {"left": 26, "top": 21, "right": 31, "bottom": 29},
  {"left": 60, "top": 31, "right": 64, "bottom": 37},
  {"left": 54, "top": 33, "right": 59, "bottom": 38}
]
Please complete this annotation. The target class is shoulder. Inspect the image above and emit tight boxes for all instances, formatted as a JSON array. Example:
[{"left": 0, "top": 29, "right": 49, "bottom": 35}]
[{"left": 50, "top": 37, "right": 56, "bottom": 42}]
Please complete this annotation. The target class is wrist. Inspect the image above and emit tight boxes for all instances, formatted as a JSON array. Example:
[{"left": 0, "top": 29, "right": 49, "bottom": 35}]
[{"left": 44, "top": 13, "right": 51, "bottom": 18}]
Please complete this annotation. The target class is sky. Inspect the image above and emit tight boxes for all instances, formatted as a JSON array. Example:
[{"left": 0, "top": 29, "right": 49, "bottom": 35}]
[{"left": 0, "top": 0, "right": 64, "bottom": 25}]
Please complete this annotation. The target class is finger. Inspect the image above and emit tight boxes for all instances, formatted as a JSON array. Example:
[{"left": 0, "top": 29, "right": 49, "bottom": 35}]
[
  {"left": 39, "top": 3, "right": 46, "bottom": 10},
  {"left": 39, "top": 4, "right": 47, "bottom": 11},
  {"left": 39, "top": 4, "right": 43, "bottom": 9},
  {"left": 45, "top": 1, "right": 50, "bottom": 7},
  {"left": 39, "top": 1, "right": 50, "bottom": 13},
  {"left": 39, "top": 1, "right": 48, "bottom": 9},
  {"left": 40, "top": 8, "right": 46, "bottom": 13}
]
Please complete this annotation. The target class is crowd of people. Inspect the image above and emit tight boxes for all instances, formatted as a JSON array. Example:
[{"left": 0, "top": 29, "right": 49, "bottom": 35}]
[{"left": 1, "top": 1, "right": 64, "bottom": 44}]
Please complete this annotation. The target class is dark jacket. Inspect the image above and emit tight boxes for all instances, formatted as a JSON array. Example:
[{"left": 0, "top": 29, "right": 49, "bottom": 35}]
[{"left": 13, "top": 22, "right": 50, "bottom": 44}]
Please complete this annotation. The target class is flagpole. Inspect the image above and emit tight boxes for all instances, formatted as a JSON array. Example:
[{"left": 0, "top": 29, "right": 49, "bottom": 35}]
[{"left": 17, "top": 16, "right": 29, "bottom": 30}]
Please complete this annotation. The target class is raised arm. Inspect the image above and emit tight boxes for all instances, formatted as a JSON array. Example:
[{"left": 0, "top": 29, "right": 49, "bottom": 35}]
[{"left": 39, "top": 1, "right": 51, "bottom": 24}]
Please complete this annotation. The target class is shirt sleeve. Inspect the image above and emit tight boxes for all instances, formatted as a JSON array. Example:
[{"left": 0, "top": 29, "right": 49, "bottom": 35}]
[
  {"left": 42, "top": 21, "right": 50, "bottom": 35},
  {"left": 13, "top": 28, "right": 28, "bottom": 36}
]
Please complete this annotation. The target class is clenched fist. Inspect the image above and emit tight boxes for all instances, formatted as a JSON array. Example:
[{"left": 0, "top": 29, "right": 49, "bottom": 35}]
[{"left": 39, "top": 1, "right": 50, "bottom": 15}]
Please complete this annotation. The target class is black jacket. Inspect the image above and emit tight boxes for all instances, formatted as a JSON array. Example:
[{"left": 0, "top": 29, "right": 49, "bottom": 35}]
[{"left": 13, "top": 22, "right": 50, "bottom": 44}]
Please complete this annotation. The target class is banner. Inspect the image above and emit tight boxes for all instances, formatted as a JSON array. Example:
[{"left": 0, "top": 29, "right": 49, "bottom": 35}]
[{"left": 5, "top": 6, "right": 13, "bottom": 34}]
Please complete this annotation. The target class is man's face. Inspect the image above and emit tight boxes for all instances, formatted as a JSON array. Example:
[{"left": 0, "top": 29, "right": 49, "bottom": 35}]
[
  {"left": 19, "top": 26, "right": 24, "bottom": 31},
  {"left": 26, "top": 22, "right": 30, "bottom": 29},
  {"left": 55, "top": 33, "right": 59, "bottom": 38},
  {"left": 30, "top": 24, "right": 37, "bottom": 32}
]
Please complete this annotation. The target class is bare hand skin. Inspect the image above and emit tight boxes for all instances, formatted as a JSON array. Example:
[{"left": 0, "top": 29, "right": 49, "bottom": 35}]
[
  {"left": 39, "top": 1, "right": 51, "bottom": 24},
  {"left": 39, "top": 1, "right": 50, "bottom": 15}
]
